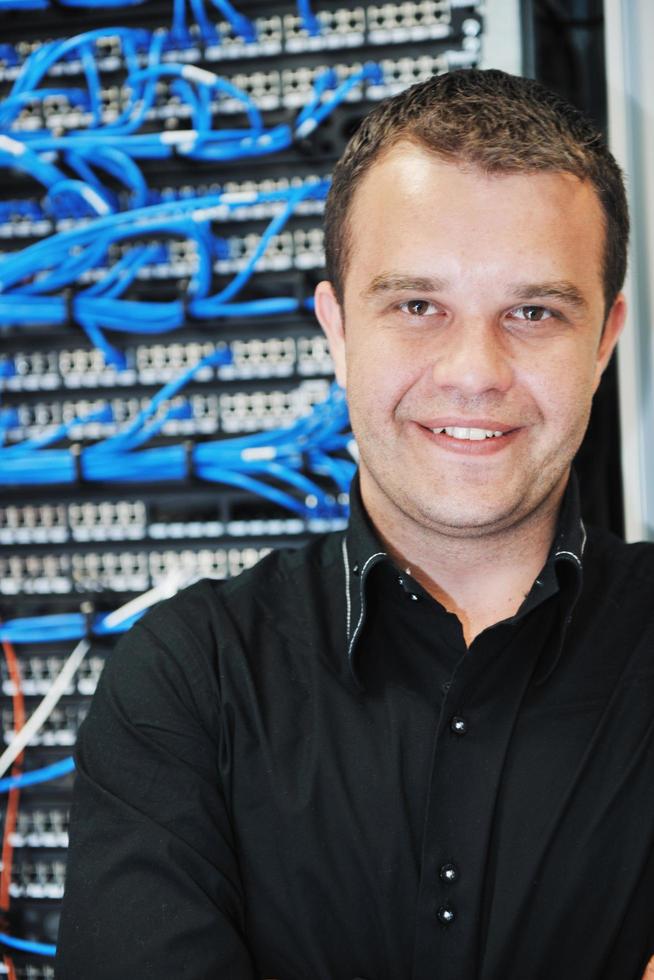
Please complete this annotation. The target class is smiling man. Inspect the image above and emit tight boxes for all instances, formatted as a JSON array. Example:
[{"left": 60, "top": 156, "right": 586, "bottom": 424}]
[{"left": 57, "top": 71, "right": 654, "bottom": 980}]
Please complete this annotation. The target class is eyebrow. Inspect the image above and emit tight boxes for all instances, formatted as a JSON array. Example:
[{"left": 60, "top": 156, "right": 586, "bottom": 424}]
[
  {"left": 364, "top": 274, "right": 448, "bottom": 297},
  {"left": 363, "top": 274, "right": 589, "bottom": 311},
  {"left": 511, "top": 281, "right": 589, "bottom": 311}
]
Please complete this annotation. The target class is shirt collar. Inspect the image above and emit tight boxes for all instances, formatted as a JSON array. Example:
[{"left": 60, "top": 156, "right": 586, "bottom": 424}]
[{"left": 341, "top": 471, "right": 585, "bottom": 687}]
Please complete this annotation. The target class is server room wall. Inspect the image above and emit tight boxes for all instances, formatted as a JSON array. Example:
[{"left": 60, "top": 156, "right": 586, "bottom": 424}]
[{"left": 0, "top": 1, "right": 619, "bottom": 974}]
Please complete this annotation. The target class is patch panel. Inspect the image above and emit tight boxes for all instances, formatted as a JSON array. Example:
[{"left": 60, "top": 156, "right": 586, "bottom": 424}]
[
  {"left": 10, "top": 807, "right": 70, "bottom": 849},
  {"left": 217, "top": 377, "right": 330, "bottom": 432},
  {"left": 0, "top": 500, "right": 146, "bottom": 546},
  {"left": 0, "top": 504, "right": 67, "bottom": 546},
  {"left": 0, "top": 176, "right": 327, "bottom": 243},
  {"left": 4, "top": 392, "right": 210, "bottom": 443},
  {"left": 2, "top": 378, "right": 327, "bottom": 443},
  {"left": 4, "top": 49, "right": 455, "bottom": 136},
  {"left": 220, "top": 336, "right": 297, "bottom": 380},
  {"left": 68, "top": 500, "right": 147, "bottom": 542},
  {"left": 284, "top": 7, "right": 366, "bottom": 53},
  {"left": 0, "top": 553, "right": 70, "bottom": 596},
  {"left": 371, "top": 52, "right": 449, "bottom": 96},
  {"left": 216, "top": 225, "right": 324, "bottom": 274},
  {"left": 2, "top": 331, "right": 327, "bottom": 394},
  {"left": 70, "top": 550, "right": 150, "bottom": 593},
  {"left": 11, "top": 223, "right": 323, "bottom": 290},
  {"left": 12, "top": 966, "right": 55, "bottom": 980},
  {"left": 0, "top": 4, "right": 473, "bottom": 88},
  {"left": 366, "top": 1, "right": 452, "bottom": 43},
  {"left": 0, "top": 542, "right": 279, "bottom": 595},
  {"left": 147, "top": 544, "right": 272, "bottom": 582},
  {"left": 297, "top": 334, "right": 334, "bottom": 375},
  {"left": 2, "top": 702, "right": 87, "bottom": 747},
  {"left": 9, "top": 855, "right": 67, "bottom": 900},
  {"left": 3, "top": 654, "right": 105, "bottom": 698}
]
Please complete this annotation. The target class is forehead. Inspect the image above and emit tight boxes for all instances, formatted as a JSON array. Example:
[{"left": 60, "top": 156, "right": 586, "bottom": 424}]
[{"left": 345, "top": 143, "right": 606, "bottom": 299}]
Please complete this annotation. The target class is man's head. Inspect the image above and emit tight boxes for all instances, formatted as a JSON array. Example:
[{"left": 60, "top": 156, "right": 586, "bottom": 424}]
[
  {"left": 324, "top": 68, "right": 628, "bottom": 319},
  {"left": 314, "top": 69, "right": 628, "bottom": 547}
]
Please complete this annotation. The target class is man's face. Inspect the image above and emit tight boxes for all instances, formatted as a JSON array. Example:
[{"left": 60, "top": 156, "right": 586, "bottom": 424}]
[{"left": 315, "top": 143, "right": 625, "bottom": 541}]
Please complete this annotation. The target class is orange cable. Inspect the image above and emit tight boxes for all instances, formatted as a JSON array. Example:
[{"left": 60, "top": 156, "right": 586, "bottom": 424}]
[
  {"left": 0, "top": 636, "right": 26, "bottom": 913},
  {"left": 3, "top": 953, "right": 16, "bottom": 980}
]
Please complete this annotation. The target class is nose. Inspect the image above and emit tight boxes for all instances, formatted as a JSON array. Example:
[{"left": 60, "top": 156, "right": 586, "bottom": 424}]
[{"left": 430, "top": 316, "right": 513, "bottom": 397}]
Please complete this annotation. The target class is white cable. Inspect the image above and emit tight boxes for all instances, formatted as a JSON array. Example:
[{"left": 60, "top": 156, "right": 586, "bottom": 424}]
[{"left": 0, "top": 570, "right": 189, "bottom": 779}]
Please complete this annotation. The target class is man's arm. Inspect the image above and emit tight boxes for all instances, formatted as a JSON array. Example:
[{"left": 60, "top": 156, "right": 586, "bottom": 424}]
[{"left": 55, "top": 600, "right": 256, "bottom": 979}]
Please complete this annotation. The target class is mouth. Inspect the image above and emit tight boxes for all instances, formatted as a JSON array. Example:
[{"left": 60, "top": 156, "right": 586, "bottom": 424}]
[
  {"left": 415, "top": 421, "right": 519, "bottom": 454},
  {"left": 430, "top": 425, "right": 506, "bottom": 442}
]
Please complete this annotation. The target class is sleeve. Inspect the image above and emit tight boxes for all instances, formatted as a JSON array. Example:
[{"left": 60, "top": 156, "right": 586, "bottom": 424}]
[{"left": 55, "top": 594, "right": 256, "bottom": 980}]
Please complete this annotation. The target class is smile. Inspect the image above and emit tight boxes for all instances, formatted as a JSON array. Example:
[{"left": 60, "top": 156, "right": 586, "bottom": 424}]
[{"left": 431, "top": 426, "right": 505, "bottom": 441}]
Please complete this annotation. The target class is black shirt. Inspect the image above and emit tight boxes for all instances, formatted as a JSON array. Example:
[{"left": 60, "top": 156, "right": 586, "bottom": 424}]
[{"left": 56, "top": 476, "right": 654, "bottom": 980}]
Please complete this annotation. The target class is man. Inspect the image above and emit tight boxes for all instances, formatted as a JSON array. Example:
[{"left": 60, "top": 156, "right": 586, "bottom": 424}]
[{"left": 56, "top": 70, "right": 654, "bottom": 979}]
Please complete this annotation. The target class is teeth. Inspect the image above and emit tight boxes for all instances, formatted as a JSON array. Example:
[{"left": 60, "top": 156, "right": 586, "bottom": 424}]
[{"left": 433, "top": 426, "right": 505, "bottom": 440}]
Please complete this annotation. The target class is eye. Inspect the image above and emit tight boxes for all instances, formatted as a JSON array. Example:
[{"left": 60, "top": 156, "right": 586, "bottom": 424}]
[
  {"left": 509, "top": 305, "right": 556, "bottom": 322},
  {"left": 400, "top": 299, "right": 438, "bottom": 316}
]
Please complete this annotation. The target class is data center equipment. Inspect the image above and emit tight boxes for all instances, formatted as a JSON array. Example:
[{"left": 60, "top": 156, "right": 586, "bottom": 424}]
[{"left": 0, "top": 1, "right": 488, "bottom": 972}]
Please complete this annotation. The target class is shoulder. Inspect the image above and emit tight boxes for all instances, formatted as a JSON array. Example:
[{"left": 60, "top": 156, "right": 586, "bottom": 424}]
[
  {"left": 581, "top": 524, "right": 654, "bottom": 623},
  {"left": 94, "top": 531, "right": 346, "bottom": 728},
  {"left": 584, "top": 525, "right": 654, "bottom": 582},
  {"left": 122, "top": 529, "right": 345, "bottom": 666}
]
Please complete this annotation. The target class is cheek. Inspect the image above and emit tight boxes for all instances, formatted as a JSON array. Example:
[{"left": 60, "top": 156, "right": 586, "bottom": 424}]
[
  {"left": 345, "top": 332, "right": 419, "bottom": 410},
  {"left": 346, "top": 320, "right": 426, "bottom": 407},
  {"left": 524, "top": 356, "right": 597, "bottom": 431}
]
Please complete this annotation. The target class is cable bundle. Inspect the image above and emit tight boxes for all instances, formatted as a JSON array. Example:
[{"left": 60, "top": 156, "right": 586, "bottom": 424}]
[
  {"left": 1, "top": 28, "right": 382, "bottom": 164},
  {"left": 1, "top": 344, "right": 355, "bottom": 515},
  {"left": 0, "top": 179, "right": 329, "bottom": 366}
]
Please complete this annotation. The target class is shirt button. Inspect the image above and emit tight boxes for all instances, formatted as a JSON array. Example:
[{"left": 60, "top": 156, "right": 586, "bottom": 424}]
[
  {"left": 439, "top": 863, "right": 458, "bottom": 883},
  {"left": 450, "top": 716, "right": 468, "bottom": 735},
  {"left": 436, "top": 905, "right": 455, "bottom": 925}
]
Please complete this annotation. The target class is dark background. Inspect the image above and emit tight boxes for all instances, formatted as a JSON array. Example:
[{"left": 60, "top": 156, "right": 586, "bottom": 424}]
[{"left": 521, "top": 0, "right": 623, "bottom": 535}]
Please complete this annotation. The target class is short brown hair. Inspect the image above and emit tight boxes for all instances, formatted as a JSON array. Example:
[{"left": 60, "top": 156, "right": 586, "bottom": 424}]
[{"left": 324, "top": 68, "right": 629, "bottom": 315}]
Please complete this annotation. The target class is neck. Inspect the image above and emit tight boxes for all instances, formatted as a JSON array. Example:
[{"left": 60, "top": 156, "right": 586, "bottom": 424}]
[{"left": 361, "top": 475, "right": 566, "bottom": 646}]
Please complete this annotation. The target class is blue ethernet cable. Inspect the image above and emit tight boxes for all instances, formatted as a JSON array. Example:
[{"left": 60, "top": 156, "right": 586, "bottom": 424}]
[
  {"left": 0, "top": 86, "right": 90, "bottom": 127},
  {"left": 1, "top": 405, "right": 113, "bottom": 457},
  {"left": 297, "top": 0, "right": 321, "bottom": 36},
  {"left": 0, "top": 135, "right": 110, "bottom": 217},
  {"left": 0, "top": 0, "right": 48, "bottom": 8},
  {"left": 0, "top": 757, "right": 75, "bottom": 794},
  {"left": 295, "top": 61, "right": 384, "bottom": 139},
  {"left": 205, "top": 183, "right": 310, "bottom": 306},
  {"left": 64, "top": 146, "right": 149, "bottom": 210},
  {"left": 122, "top": 63, "right": 264, "bottom": 133},
  {"left": 4, "top": 27, "right": 149, "bottom": 109},
  {"left": 295, "top": 67, "right": 338, "bottom": 130},
  {"left": 5, "top": 55, "right": 382, "bottom": 164},
  {"left": 0, "top": 182, "right": 329, "bottom": 346},
  {"left": 86, "top": 348, "right": 231, "bottom": 455},
  {"left": 57, "top": 0, "right": 145, "bottom": 7},
  {"left": 79, "top": 41, "right": 103, "bottom": 126},
  {"left": 206, "top": 0, "right": 257, "bottom": 41},
  {"left": 0, "top": 377, "right": 352, "bottom": 506},
  {"left": 190, "top": 0, "right": 217, "bottom": 42},
  {"left": 0, "top": 604, "right": 147, "bottom": 644},
  {"left": 0, "top": 933, "right": 56, "bottom": 957},
  {"left": 1, "top": 936, "right": 56, "bottom": 957}
]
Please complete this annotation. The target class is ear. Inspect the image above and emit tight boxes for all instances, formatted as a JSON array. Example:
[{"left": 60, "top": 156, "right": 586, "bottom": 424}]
[
  {"left": 593, "top": 292, "right": 627, "bottom": 392},
  {"left": 314, "top": 280, "right": 347, "bottom": 388}
]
